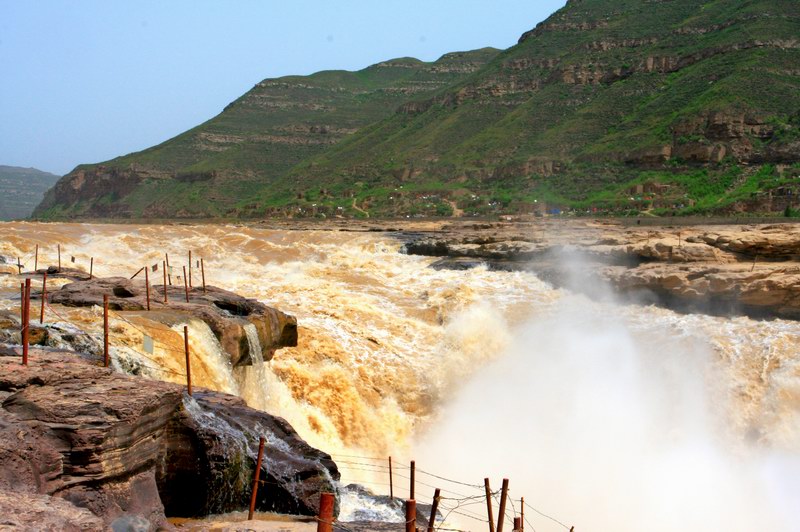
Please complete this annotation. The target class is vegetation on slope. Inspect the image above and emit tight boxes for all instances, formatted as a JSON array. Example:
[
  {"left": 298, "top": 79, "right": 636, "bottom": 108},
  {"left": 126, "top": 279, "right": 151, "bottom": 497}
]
[
  {"left": 284, "top": 0, "right": 800, "bottom": 217},
  {"left": 36, "top": 0, "right": 800, "bottom": 219},
  {"left": 34, "top": 49, "right": 499, "bottom": 219},
  {"left": 0, "top": 166, "right": 60, "bottom": 220}
]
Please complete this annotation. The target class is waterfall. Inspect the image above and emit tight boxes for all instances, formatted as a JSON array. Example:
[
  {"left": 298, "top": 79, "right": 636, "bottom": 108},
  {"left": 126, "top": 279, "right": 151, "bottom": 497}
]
[{"left": 234, "top": 323, "right": 271, "bottom": 411}]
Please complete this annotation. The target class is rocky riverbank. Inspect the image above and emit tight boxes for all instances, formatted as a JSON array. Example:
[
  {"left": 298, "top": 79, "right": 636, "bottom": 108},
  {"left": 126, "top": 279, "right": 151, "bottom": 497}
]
[
  {"left": 386, "top": 218, "right": 800, "bottom": 319},
  {"left": 0, "top": 271, "right": 337, "bottom": 530},
  {"left": 46, "top": 275, "right": 296, "bottom": 366},
  {"left": 0, "top": 347, "right": 338, "bottom": 530}
]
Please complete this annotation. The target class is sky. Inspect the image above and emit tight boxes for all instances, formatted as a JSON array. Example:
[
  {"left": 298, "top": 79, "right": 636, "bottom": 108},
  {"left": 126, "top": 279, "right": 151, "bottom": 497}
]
[{"left": 0, "top": 1, "right": 566, "bottom": 176}]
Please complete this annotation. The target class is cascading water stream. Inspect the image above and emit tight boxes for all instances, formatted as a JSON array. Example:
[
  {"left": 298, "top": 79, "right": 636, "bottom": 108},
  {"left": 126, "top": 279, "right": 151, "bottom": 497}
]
[{"left": 0, "top": 222, "right": 797, "bottom": 530}]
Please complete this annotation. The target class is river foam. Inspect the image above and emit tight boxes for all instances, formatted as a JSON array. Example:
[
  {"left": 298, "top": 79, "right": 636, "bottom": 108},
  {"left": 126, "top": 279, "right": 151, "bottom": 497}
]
[{"left": 1, "top": 221, "right": 798, "bottom": 529}]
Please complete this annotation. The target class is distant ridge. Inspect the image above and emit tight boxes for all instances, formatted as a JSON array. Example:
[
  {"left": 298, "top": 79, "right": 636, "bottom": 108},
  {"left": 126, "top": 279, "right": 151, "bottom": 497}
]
[
  {"left": 0, "top": 166, "right": 60, "bottom": 220},
  {"left": 34, "top": 48, "right": 499, "bottom": 219},
  {"left": 36, "top": 0, "right": 800, "bottom": 219}
]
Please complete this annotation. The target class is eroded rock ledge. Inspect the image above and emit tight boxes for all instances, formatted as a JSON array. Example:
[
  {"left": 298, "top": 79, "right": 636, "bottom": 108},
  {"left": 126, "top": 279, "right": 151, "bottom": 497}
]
[
  {"left": 46, "top": 276, "right": 297, "bottom": 366},
  {"left": 397, "top": 219, "right": 800, "bottom": 320},
  {"left": 0, "top": 347, "right": 339, "bottom": 529}
]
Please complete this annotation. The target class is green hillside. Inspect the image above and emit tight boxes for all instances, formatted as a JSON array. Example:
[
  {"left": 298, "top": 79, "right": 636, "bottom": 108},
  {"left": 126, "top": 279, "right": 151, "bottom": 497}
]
[
  {"left": 33, "top": 49, "right": 499, "bottom": 219},
  {"left": 36, "top": 0, "right": 800, "bottom": 220},
  {"left": 0, "top": 166, "right": 60, "bottom": 220},
  {"left": 285, "top": 0, "right": 800, "bottom": 217}
]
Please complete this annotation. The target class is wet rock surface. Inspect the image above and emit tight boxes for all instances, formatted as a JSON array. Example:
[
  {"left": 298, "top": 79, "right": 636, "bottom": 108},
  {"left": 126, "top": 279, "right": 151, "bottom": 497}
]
[
  {"left": 0, "top": 347, "right": 339, "bottom": 529},
  {"left": 46, "top": 276, "right": 297, "bottom": 365},
  {"left": 348, "top": 218, "right": 800, "bottom": 320},
  {"left": 0, "top": 489, "right": 105, "bottom": 531}
]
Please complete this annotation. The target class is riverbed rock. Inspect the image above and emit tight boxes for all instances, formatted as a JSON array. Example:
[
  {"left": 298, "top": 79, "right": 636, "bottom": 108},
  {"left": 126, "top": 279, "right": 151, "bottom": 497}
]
[
  {"left": 602, "top": 263, "right": 800, "bottom": 318},
  {"left": 0, "top": 490, "right": 105, "bottom": 531},
  {"left": 0, "top": 347, "right": 339, "bottom": 529},
  {"left": 47, "top": 276, "right": 297, "bottom": 365},
  {"left": 398, "top": 219, "right": 800, "bottom": 319},
  {"left": 691, "top": 226, "right": 800, "bottom": 259}
]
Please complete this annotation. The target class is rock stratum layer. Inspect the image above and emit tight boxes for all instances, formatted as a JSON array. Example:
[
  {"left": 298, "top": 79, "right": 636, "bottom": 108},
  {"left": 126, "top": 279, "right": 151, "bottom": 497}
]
[
  {"left": 36, "top": 0, "right": 800, "bottom": 220},
  {"left": 47, "top": 276, "right": 298, "bottom": 366},
  {"left": 395, "top": 219, "right": 800, "bottom": 319},
  {"left": 0, "top": 348, "right": 339, "bottom": 530}
]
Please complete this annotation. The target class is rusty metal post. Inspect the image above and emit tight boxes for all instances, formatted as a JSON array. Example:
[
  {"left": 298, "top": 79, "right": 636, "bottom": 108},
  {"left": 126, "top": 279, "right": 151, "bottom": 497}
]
[
  {"left": 20, "top": 283, "right": 24, "bottom": 320},
  {"left": 183, "top": 325, "right": 192, "bottom": 395},
  {"left": 248, "top": 436, "right": 266, "bottom": 520},
  {"left": 130, "top": 267, "right": 144, "bottom": 279},
  {"left": 317, "top": 492, "right": 335, "bottom": 532},
  {"left": 410, "top": 460, "right": 415, "bottom": 500},
  {"left": 484, "top": 478, "right": 496, "bottom": 532},
  {"left": 389, "top": 456, "right": 394, "bottom": 499},
  {"left": 57, "top": 244, "right": 61, "bottom": 271},
  {"left": 34, "top": 244, "right": 38, "bottom": 271},
  {"left": 405, "top": 499, "right": 416, "bottom": 532},
  {"left": 183, "top": 266, "right": 189, "bottom": 303},
  {"left": 427, "top": 488, "right": 440, "bottom": 532},
  {"left": 201, "top": 258, "right": 206, "bottom": 293},
  {"left": 144, "top": 266, "right": 151, "bottom": 311},
  {"left": 188, "top": 250, "right": 192, "bottom": 288},
  {"left": 103, "top": 294, "right": 109, "bottom": 367},
  {"left": 89, "top": 257, "right": 93, "bottom": 279},
  {"left": 513, "top": 518, "right": 522, "bottom": 531},
  {"left": 17, "top": 257, "right": 21, "bottom": 274},
  {"left": 22, "top": 278, "right": 31, "bottom": 365},
  {"left": 497, "top": 478, "right": 509, "bottom": 532},
  {"left": 40, "top": 272, "right": 47, "bottom": 323},
  {"left": 162, "top": 261, "right": 168, "bottom": 303},
  {"left": 165, "top": 253, "right": 172, "bottom": 285},
  {"left": 520, "top": 498, "right": 524, "bottom": 532}
]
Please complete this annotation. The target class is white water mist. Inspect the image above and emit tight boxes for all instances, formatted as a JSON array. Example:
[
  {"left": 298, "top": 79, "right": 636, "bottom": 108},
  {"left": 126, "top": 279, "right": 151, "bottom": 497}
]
[{"left": 414, "top": 292, "right": 800, "bottom": 531}]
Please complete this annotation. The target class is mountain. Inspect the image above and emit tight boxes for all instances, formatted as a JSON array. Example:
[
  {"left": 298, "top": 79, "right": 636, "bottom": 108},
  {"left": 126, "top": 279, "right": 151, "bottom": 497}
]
[
  {"left": 36, "top": 0, "right": 800, "bottom": 220},
  {"left": 33, "top": 48, "right": 499, "bottom": 219},
  {"left": 0, "top": 166, "right": 60, "bottom": 220},
  {"left": 286, "top": 0, "right": 800, "bottom": 217}
]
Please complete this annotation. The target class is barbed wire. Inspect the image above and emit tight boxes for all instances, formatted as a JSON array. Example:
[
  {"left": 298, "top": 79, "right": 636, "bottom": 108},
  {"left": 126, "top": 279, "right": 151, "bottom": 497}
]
[
  {"left": 329, "top": 453, "right": 388, "bottom": 461},
  {"left": 416, "top": 467, "right": 485, "bottom": 489},
  {"left": 523, "top": 499, "right": 571, "bottom": 530}
]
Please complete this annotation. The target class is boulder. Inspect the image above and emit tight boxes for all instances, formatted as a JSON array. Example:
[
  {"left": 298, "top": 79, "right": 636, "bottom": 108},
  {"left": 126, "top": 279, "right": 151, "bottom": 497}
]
[
  {"left": 48, "top": 277, "right": 297, "bottom": 365},
  {"left": 0, "top": 490, "right": 105, "bottom": 531},
  {"left": 0, "top": 309, "right": 49, "bottom": 346},
  {"left": 0, "top": 347, "right": 339, "bottom": 529}
]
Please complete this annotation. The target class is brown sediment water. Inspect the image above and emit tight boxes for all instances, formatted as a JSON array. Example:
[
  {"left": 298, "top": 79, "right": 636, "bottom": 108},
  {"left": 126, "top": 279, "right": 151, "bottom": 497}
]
[{"left": 1, "top": 222, "right": 798, "bottom": 530}]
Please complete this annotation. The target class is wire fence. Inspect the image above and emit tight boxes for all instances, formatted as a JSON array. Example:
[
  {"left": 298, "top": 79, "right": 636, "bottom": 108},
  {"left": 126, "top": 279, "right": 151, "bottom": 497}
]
[{"left": 330, "top": 453, "right": 572, "bottom": 531}]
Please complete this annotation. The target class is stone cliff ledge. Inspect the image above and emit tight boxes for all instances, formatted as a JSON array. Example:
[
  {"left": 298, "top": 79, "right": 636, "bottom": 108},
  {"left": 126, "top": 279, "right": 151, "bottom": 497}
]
[
  {"left": 0, "top": 348, "right": 339, "bottom": 530},
  {"left": 398, "top": 219, "right": 800, "bottom": 320}
]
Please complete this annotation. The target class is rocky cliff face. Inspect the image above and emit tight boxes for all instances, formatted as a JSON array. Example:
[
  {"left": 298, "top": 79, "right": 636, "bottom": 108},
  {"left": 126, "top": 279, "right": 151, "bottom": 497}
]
[
  {"left": 0, "top": 348, "right": 339, "bottom": 529},
  {"left": 286, "top": 0, "right": 800, "bottom": 217}
]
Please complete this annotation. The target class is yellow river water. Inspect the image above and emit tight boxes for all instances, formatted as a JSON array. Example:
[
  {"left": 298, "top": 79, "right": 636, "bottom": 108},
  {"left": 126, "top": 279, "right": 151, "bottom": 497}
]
[{"left": 0, "top": 222, "right": 798, "bottom": 531}]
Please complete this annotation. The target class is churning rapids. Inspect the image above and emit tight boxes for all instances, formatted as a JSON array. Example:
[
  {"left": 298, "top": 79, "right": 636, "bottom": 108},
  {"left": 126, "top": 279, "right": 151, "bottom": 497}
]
[{"left": 1, "top": 222, "right": 798, "bottom": 531}]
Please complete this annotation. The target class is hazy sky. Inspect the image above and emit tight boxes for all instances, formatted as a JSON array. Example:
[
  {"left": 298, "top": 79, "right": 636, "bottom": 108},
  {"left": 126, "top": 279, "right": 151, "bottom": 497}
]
[{"left": 0, "top": 1, "right": 566, "bottom": 175}]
